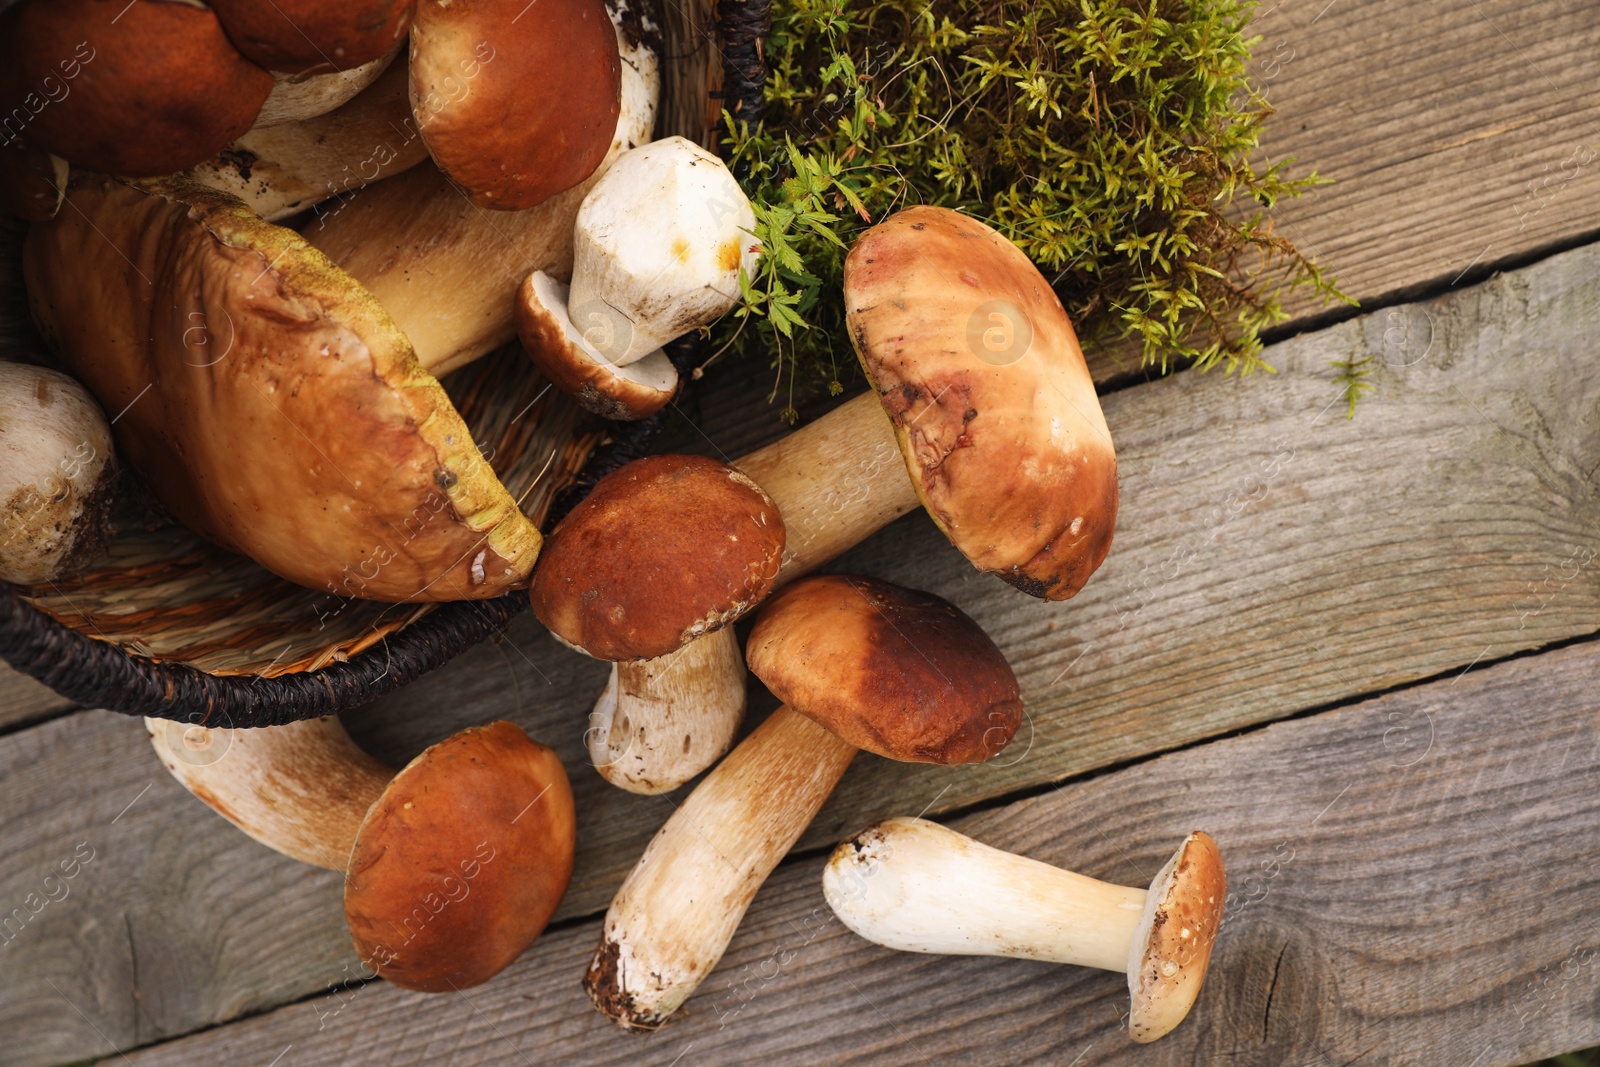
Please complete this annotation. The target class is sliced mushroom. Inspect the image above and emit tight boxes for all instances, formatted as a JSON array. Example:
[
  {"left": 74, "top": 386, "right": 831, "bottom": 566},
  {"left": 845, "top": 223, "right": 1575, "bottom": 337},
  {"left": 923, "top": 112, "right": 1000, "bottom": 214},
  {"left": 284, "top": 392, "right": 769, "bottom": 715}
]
[
  {"left": 410, "top": 0, "right": 619, "bottom": 210},
  {"left": 149, "top": 716, "right": 574, "bottom": 992},
  {"left": 25, "top": 175, "right": 540, "bottom": 601},
  {"left": 516, "top": 136, "right": 757, "bottom": 418},
  {"left": 0, "top": 0, "right": 274, "bottom": 176},
  {"left": 186, "top": 52, "right": 428, "bottom": 221},
  {"left": 824, "top": 818, "right": 1227, "bottom": 1043},
  {"left": 584, "top": 574, "right": 1021, "bottom": 1028},
  {"left": 529, "top": 453, "right": 784, "bottom": 794},
  {"left": 306, "top": 0, "right": 658, "bottom": 374},
  {"left": 0, "top": 362, "right": 114, "bottom": 584}
]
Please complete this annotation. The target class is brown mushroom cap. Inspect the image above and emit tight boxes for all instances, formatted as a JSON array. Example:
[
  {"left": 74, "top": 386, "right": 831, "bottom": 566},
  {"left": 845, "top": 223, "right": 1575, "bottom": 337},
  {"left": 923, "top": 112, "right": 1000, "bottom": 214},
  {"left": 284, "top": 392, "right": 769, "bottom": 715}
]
[
  {"left": 844, "top": 205, "right": 1118, "bottom": 601},
  {"left": 515, "top": 271, "right": 677, "bottom": 420},
  {"left": 343, "top": 722, "right": 576, "bottom": 992},
  {"left": 210, "top": 0, "right": 415, "bottom": 74},
  {"left": 24, "top": 175, "right": 541, "bottom": 601},
  {"left": 409, "top": 0, "right": 621, "bottom": 209},
  {"left": 0, "top": 0, "right": 273, "bottom": 177},
  {"left": 530, "top": 454, "right": 784, "bottom": 661},
  {"left": 746, "top": 574, "right": 1022, "bottom": 765},
  {"left": 1128, "top": 831, "right": 1227, "bottom": 1043}
]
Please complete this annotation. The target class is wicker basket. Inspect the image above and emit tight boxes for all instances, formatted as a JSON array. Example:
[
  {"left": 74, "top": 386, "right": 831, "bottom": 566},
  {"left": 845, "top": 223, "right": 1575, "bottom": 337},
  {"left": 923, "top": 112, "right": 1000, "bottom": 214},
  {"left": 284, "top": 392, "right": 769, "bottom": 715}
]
[{"left": 0, "top": 0, "right": 770, "bottom": 727}]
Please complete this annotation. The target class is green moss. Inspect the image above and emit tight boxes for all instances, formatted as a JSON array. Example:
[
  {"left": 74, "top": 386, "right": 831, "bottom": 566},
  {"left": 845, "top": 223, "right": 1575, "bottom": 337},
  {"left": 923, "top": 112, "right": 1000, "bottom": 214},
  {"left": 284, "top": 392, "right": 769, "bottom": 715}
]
[{"left": 714, "top": 0, "right": 1351, "bottom": 418}]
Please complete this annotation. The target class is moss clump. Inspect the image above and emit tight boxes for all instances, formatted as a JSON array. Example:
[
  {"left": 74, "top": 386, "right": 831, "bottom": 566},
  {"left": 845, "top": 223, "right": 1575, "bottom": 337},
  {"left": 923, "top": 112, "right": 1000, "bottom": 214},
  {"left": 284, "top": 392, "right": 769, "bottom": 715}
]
[{"left": 715, "top": 0, "right": 1349, "bottom": 418}]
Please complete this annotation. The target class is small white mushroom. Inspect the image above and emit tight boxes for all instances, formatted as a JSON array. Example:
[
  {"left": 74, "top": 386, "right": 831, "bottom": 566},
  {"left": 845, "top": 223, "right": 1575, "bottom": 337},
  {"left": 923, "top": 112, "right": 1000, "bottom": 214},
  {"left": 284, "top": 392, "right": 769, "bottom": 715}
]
[
  {"left": 822, "top": 817, "right": 1227, "bottom": 1043},
  {"left": 0, "top": 362, "right": 115, "bottom": 584},
  {"left": 516, "top": 136, "right": 758, "bottom": 418}
]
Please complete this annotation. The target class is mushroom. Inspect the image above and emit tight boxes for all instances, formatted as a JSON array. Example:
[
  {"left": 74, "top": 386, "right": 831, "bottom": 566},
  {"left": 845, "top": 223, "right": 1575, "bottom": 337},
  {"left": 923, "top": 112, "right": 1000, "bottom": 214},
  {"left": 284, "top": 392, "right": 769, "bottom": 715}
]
[
  {"left": 148, "top": 716, "right": 575, "bottom": 992},
  {"left": 0, "top": 140, "right": 66, "bottom": 222},
  {"left": 528, "top": 454, "right": 784, "bottom": 794},
  {"left": 209, "top": 0, "right": 414, "bottom": 75},
  {"left": 305, "top": 0, "right": 658, "bottom": 374},
  {"left": 0, "top": 362, "right": 115, "bottom": 584},
  {"left": 822, "top": 818, "right": 1227, "bottom": 1043},
  {"left": 409, "top": 0, "right": 620, "bottom": 210},
  {"left": 0, "top": 0, "right": 274, "bottom": 176},
  {"left": 561, "top": 204, "right": 1116, "bottom": 796},
  {"left": 24, "top": 175, "right": 541, "bottom": 601},
  {"left": 515, "top": 136, "right": 758, "bottom": 419},
  {"left": 251, "top": 41, "right": 405, "bottom": 128},
  {"left": 584, "top": 573, "right": 1022, "bottom": 1029},
  {"left": 185, "top": 52, "right": 429, "bottom": 221}
]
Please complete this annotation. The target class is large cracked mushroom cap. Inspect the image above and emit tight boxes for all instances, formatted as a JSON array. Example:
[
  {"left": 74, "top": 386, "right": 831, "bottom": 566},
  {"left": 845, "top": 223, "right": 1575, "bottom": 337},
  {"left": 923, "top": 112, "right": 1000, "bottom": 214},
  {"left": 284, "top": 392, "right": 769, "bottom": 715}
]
[
  {"left": 0, "top": 0, "right": 274, "bottom": 177},
  {"left": 24, "top": 176, "right": 541, "bottom": 601},
  {"left": 344, "top": 722, "right": 576, "bottom": 992},
  {"left": 746, "top": 574, "right": 1022, "bottom": 765},
  {"left": 411, "top": 0, "right": 621, "bottom": 209},
  {"left": 210, "top": 0, "right": 415, "bottom": 74},
  {"left": 530, "top": 454, "right": 784, "bottom": 662},
  {"left": 844, "top": 205, "right": 1118, "bottom": 600}
]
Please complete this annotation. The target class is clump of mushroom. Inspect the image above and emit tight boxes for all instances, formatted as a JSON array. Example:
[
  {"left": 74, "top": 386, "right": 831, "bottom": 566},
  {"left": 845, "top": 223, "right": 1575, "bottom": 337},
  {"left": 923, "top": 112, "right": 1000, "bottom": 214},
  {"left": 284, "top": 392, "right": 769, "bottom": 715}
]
[
  {"left": 584, "top": 573, "right": 1022, "bottom": 1029},
  {"left": 149, "top": 716, "right": 574, "bottom": 992},
  {"left": 516, "top": 136, "right": 758, "bottom": 419},
  {"left": 823, "top": 818, "right": 1227, "bottom": 1043},
  {"left": 0, "top": 362, "right": 115, "bottom": 584},
  {"left": 529, "top": 454, "right": 784, "bottom": 794}
]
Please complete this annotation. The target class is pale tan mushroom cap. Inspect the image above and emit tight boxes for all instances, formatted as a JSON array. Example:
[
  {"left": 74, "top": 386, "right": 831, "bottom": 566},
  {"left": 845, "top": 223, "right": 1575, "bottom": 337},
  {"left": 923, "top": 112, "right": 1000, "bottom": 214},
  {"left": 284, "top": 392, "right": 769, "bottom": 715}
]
[
  {"left": 24, "top": 176, "right": 541, "bottom": 601},
  {"left": 844, "top": 205, "right": 1118, "bottom": 601},
  {"left": 1128, "top": 831, "right": 1227, "bottom": 1043},
  {"left": 515, "top": 271, "right": 677, "bottom": 420}
]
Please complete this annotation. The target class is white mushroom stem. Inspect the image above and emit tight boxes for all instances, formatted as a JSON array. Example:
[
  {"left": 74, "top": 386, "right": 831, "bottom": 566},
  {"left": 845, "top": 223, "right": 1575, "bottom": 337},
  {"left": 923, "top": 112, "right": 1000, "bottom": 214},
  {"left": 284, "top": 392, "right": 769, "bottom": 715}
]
[
  {"left": 587, "top": 626, "right": 745, "bottom": 794},
  {"left": 595, "top": 392, "right": 917, "bottom": 795},
  {"left": 585, "top": 705, "right": 855, "bottom": 1028},
  {"left": 145, "top": 715, "right": 391, "bottom": 871},
  {"left": 185, "top": 53, "right": 427, "bottom": 222},
  {"left": 821, "top": 817, "right": 1143, "bottom": 972},
  {"left": 0, "top": 363, "right": 115, "bottom": 584},
  {"left": 305, "top": 2, "right": 659, "bottom": 376}
]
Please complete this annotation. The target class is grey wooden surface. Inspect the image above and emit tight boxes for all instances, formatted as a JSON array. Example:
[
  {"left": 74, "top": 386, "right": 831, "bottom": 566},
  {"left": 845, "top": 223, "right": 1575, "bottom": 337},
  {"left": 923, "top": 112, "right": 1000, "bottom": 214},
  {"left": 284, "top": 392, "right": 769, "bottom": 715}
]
[
  {"left": 117, "top": 639, "right": 1600, "bottom": 1067},
  {"left": 4, "top": 0, "right": 1600, "bottom": 1063}
]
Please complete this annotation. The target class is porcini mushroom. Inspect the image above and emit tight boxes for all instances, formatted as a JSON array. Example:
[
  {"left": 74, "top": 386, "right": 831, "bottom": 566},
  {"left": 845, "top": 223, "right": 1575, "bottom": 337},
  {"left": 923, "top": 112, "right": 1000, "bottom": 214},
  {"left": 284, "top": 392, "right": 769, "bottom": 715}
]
[
  {"left": 529, "top": 454, "right": 784, "bottom": 793},
  {"left": 0, "top": 0, "right": 274, "bottom": 177},
  {"left": 516, "top": 136, "right": 758, "bottom": 418},
  {"left": 823, "top": 818, "right": 1227, "bottom": 1043},
  {"left": 306, "top": 0, "right": 658, "bottom": 374},
  {"left": 148, "top": 716, "right": 575, "bottom": 992},
  {"left": 564, "top": 205, "right": 1116, "bottom": 795},
  {"left": 185, "top": 52, "right": 429, "bottom": 221},
  {"left": 209, "top": 0, "right": 414, "bottom": 75},
  {"left": 251, "top": 41, "right": 405, "bottom": 128},
  {"left": 0, "top": 362, "right": 115, "bottom": 584},
  {"left": 24, "top": 175, "right": 540, "bottom": 600},
  {"left": 409, "top": 0, "right": 619, "bottom": 210},
  {"left": 584, "top": 574, "right": 1021, "bottom": 1029}
]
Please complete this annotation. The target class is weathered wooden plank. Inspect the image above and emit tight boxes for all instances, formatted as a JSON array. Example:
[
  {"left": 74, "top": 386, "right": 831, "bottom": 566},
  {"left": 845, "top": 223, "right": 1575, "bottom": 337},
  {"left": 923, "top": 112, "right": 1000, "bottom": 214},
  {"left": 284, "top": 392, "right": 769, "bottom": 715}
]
[
  {"left": 8, "top": 227, "right": 1600, "bottom": 1066},
  {"left": 0, "top": 664, "right": 72, "bottom": 731},
  {"left": 119, "top": 636, "right": 1600, "bottom": 1067}
]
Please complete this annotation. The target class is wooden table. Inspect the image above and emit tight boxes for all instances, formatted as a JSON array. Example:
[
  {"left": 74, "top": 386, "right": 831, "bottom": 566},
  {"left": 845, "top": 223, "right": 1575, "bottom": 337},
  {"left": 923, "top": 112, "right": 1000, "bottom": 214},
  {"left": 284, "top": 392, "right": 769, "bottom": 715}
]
[{"left": 4, "top": 0, "right": 1599, "bottom": 1063}]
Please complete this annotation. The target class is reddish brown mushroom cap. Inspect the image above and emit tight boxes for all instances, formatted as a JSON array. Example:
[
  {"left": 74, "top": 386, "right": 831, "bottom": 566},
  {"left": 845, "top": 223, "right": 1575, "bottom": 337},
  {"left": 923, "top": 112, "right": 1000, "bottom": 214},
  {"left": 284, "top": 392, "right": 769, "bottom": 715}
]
[
  {"left": 844, "top": 205, "right": 1118, "bottom": 601},
  {"left": 211, "top": 0, "right": 415, "bottom": 74},
  {"left": 530, "top": 454, "right": 785, "bottom": 661},
  {"left": 0, "top": 0, "right": 273, "bottom": 177},
  {"left": 343, "top": 722, "right": 576, "bottom": 992},
  {"left": 1128, "top": 831, "right": 1228, "bottom": 1042},
  {"left": 410, "top": 0, "right": 621, "bottom": 209},
  {"left": 746, "top": 574, "right": 1022, "bottom": 765}
]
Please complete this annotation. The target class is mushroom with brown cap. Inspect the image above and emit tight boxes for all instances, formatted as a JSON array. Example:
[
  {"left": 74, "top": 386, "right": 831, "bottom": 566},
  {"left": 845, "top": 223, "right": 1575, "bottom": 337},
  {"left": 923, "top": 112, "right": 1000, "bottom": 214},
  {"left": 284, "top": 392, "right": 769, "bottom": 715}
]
[
  {"left": 409, "top": 0, "right": 620, "bottom": 209},
  {"left": 24, "top": 175, "right": 541, "bottom": 601},
  {"left": 0, "top": 0, "right": 275, "bottom": 177},
  {"left": 823, "top": 818, "right": 1227, "bottom": 1043},
  {"left": 209, "top": 0, "right": 414, "bottom": 75},
  {"left": 583, "top": 573, "right": 1022, "bottom": 1029},
  {"left": 529, "top": 453, "right": 784, "bottom": 794},
  {"left": 516, "top": 136, "right": 757, "bottom": 419},
  {"left": 148, "top": 716, "right": 575, "bottom": 992},
  {"left": 250, "top": 40, "right": 405, "bottom": 129}
]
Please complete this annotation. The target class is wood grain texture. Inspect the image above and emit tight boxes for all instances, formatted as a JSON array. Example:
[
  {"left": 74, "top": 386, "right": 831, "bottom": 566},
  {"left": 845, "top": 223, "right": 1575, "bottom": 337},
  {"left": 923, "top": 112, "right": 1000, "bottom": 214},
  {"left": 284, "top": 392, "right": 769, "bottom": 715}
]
[
  {"left": 6, "top": 227, "right": 1600, "bottom": 1067},
  {"left": 118, "top": 638, "right": 1600, "bottom": 1067},
  {"left": 0, "top": 664, "right": 71, "bottom": 731}
]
